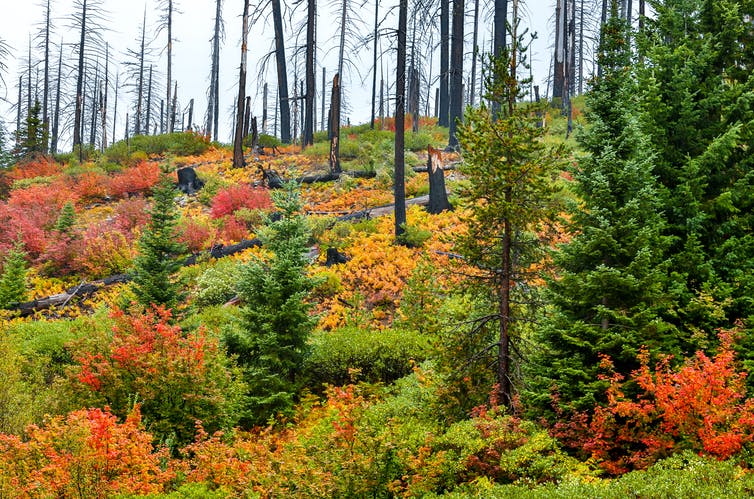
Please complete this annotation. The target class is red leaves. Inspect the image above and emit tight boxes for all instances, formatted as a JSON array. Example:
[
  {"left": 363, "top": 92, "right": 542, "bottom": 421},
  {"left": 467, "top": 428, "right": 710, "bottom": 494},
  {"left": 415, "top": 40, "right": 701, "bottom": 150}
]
[
  {"left": 554, "top": 324, "right": 754, "bottom": 473},
  {"left": 210, "top": 184, "right": 272, "bottom": 218},
  {"left": 0, "top": 406, "right": 172, "bottom": 496}
]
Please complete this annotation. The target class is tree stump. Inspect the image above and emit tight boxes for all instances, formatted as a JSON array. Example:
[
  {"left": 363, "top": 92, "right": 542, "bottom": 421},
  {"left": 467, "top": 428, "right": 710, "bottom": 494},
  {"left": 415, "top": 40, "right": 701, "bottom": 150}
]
[
  {"left": 176, "top": 167, "right": 205, "bottom": 194},
  {"left": 426, "top": 146, "right": 452, "bottom": 214}
]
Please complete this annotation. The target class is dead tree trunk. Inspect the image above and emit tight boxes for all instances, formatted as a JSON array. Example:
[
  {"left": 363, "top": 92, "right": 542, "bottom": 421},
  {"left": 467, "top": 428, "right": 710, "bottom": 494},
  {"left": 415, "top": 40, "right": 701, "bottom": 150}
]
[
  {"left": 328, "top": 74, "right": 341, "bottom": 174},
  {"left": 272, "top": 0, "right": 291, "bottom": 143},
  {"left": 304, "top": 0, "right": 315, "bottom": 146},
  {"left": 426, "top": 146, "right": 451, "bottom": 213},
  {"left": 394, "top": 0, "right": 407, "bottom": 240},
  {"left": 233, "top": 0, "right": 250, "bottom": 168}
]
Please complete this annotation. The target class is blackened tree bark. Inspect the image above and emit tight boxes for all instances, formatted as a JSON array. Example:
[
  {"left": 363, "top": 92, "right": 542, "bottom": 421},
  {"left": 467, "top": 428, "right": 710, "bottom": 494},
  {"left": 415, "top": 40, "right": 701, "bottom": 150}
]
[
  {"left": 304, "top": 0, "right": 315, "bottom": 146},
  {"left": 426, "top": 146, "right": 451, "bottom": 213},
  {"left": 394, "top": 0, "right": 407, "bottom": 240},
  {"left": 272, "top": 0, "right": 291, "bottom": 143},
  {"left": 370, "top": 0, "right": 379, "bottom": 129},
  {"left": 41, "top": 0, "right": 52, "bottom": 152},
  {"left": 145, "top": 65, "right": 153, "bottom": 134},
  {"left": 438, "top": 0, "right": 449, "bottom": 126},
  {"left": 469, "top": 0, "right": 480, "bottom": 107},
  {"left": 328, "top": 74, "right": 341, "bottom": 174},
  {"left": 205, "top": 0, "right": 223, "bottom": 141},
  {"left": 73, "top": 0, "right": 88, "bottom": 152},
  {"left": 553, "top": 0, "right": 566, "bottom": 99},
  {"left": 112, "top": 71, "right": 119, "bottom": 144},
  {"left": 233, "top": 0, "right": 250, "bottom": 168},
  {"left": 158, "top": 0, "right": 177, "bottom": 133},
  {"left": 447, "top": 0, "right": 464, "bottom": 149},
  {"left": 50, "top": 40, "right": 62, "bottom": 154},
  {"left": 135, "top": 8, "right": 147, "bottom": 135}
]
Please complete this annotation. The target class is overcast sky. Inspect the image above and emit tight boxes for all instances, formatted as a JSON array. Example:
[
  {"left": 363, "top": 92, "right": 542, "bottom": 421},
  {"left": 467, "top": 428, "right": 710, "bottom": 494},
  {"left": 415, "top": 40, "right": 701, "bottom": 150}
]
[{"left": 0, "top": 0, "right": 556, "bottom": 149}]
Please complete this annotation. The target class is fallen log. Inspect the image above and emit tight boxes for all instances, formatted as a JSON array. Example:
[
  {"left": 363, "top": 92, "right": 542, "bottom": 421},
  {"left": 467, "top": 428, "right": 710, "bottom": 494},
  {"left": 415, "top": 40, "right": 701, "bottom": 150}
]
[{"left": 11, "top": 238, "right": 262, "bottom": 317}]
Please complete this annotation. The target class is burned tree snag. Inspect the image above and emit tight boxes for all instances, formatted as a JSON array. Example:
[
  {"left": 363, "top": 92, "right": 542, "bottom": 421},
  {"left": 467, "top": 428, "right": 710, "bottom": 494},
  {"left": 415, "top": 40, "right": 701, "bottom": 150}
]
[
  {"left": 426, "top": 145, "right": 452, "bottom": 214},
  {"left": 329, "top": 73, "right": 341, "bottom": 174}
]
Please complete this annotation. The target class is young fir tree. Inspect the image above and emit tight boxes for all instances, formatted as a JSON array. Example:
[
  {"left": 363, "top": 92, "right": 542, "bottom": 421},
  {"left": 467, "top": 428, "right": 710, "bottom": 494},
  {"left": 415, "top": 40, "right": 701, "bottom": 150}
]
[
  {"left": 638, "top": 0, "right": 754, "bottom": 337},
  {"left": 224, "top": 182, "right": 316, "bottom": 426},
  {"left": 0, "top": 242, "right": 28, "bottom": 309},
  {"left": 526, "top": 7, "right": 676, "bottom": 415},
  {"left": 53, "top": 202, "right": 76, "bottom": 234},
  {"left": 16, "top": 100, "right": 47, "bottom": 159},
  {"left": 130, "top": 174, "right": 186, "bottom": 310},
  {"left": 454, "top": 24, "right": 566, "bottom": 410}
]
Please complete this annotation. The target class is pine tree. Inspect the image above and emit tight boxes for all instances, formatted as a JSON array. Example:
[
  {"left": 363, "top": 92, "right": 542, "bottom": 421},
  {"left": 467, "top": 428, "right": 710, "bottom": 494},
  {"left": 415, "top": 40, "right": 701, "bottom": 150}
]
[
  {"left": 454, "top": 27, "right": 566, "bottom": 409},
  {"left": 526, "top": 7, "right": 677, "bottom": 415},
  {"left": 130, "top": 174, "right": 186, "bottom": 309},
  {"left": 0, "top": 242, "right": 28, "bottom": 309},
  {"left": 224, "top": 182, "right": 316, "bottom": 426}
]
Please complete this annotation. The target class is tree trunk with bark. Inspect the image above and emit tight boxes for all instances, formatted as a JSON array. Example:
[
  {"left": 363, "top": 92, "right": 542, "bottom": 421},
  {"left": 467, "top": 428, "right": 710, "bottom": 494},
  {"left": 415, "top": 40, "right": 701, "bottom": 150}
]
[
  {"left": 439, "top": 0, "right": 449, "bottom": 127},
  {"left": 304, "top": 0, "right": 315, "bottom": 146},
  {"left": 272, "top": 0, "right": 291, "bottom": 143},
  {"left": 233, "top": 0, "right": 250, "bottom": 168},
  {"left": 328, "top": 74, "right": 341, "bottom": 174},
  {"left": 394, "top": 0, "right": 407, "bottom": 240},
  {"left": 447, "top": 0, "right": 464, "bottom": 149}
]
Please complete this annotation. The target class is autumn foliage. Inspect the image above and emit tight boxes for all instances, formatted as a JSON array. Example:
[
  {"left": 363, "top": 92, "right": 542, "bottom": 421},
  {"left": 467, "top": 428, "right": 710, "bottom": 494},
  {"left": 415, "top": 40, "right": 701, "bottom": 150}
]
[
  {"left": 0, "top": 406, "right": 172, "bottom": 496},
  {"left": 210, "top": 184, "right": 272, "bottom": 218},
  {"left": 553, "top": 325, "right": 754, "bottom": 474}
]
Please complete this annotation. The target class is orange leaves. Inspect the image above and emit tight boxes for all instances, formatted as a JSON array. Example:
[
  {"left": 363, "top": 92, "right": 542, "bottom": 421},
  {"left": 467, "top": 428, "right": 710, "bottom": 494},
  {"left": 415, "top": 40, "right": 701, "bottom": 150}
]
[
  {"left": 556, "top": 324, "right": 754, "bottom": 473},
  {"left": 108, "top": 161, "right": 161, "bottom": 198},
  {"left": 0, "top": 406, "right": 172, "bottom": 497}
]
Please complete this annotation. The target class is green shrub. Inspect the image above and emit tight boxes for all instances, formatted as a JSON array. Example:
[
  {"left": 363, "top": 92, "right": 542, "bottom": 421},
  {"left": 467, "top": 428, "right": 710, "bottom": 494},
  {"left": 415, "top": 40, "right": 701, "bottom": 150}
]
[
  {"left": 105, "top": 132, "right": 211, "bottom": 162},
  {"left": 10, "top": 176, "right": 54, "bottom": 190},
  {"left": 397, "top": 224, "right": 432, "bottom": 248},
  {"left": 304, "top": 327, "right": 431, "bottom": 388},
  {"left": 193, "top": 259, "right": 242, "bottom": 307},
  {"left": 196, "top": 171, "right": 230, "bottom": 206},
  {"left": 425, "top": 451, "right": 754, "bottom": 498},
  {"left": 405, "top": 131, "right": 432, "bottom": 151}
]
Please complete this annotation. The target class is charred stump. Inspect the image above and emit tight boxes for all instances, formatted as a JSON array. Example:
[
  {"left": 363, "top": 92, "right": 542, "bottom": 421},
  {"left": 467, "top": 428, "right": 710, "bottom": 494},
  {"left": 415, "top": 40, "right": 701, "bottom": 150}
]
[
  {"left": 426, "top": 146, "right": 452, "bottom": 214},
  {"left": 176, "top": 167, "right": 205, "bottom": 194}
]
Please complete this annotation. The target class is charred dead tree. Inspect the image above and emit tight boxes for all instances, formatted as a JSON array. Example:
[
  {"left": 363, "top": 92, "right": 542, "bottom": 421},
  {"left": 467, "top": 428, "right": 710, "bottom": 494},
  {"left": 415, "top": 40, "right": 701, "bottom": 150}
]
[
  {"left": 447, "top": 0, "right": 464, "bottom": 149},
  {"left": 272, "top": 0, "right": 291, "bottom": 143},
  {"left": 394, "top": 0, "right": 407, "bottom": 240},
  {"left": 304, "top": 0, "right": 315, "bottom": 146},
  {"left": 426, "top": 145, "right": 452, "bottom": 213},
  {"left": 328, "top": 73, "right": 341, "bottom": 174},
  {"left": 233, "top": 0, "right": 250, "bottom": 168},
  {"left": 205, "top": 0, "right": 224, "bottom": 142},
  {"left": 438, "top": 0, "right": 449, "bottom": 126}
]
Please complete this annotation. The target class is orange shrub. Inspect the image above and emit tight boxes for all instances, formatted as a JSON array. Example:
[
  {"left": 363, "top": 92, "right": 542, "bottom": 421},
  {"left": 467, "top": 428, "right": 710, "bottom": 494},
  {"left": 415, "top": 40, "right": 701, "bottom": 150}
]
[
  {"left": 108, "top": 161, "right": 161, "bottom": 198},
  {"left": 553, "top": 325, "right": 754, "bottom": 474},
  {"left": 71, "top": 171, "right": 109, "bottom": 202},
  {"left": 0, "top": 406, "right": 172, "bottom": 497},
  {"left": 7, "top": 156, "right": 61, "bottom": 181}
]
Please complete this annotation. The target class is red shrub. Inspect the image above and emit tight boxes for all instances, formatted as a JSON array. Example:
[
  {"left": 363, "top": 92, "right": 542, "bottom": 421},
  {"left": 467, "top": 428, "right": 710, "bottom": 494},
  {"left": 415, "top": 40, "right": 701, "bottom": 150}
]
[
  {"left": 112, "top": 197, "right": 150, "bottom": 235},
  {"left": 210, "top": 184, "right": 272, "bottom": 218},
  {"left": 552, "top": 324, "right": 754, "bottom": 474},
  {"left": 178, "top": 218, "right": 215, "bottom": 253},
  {"left": 108, "top": 161, "right": 161, "bottom": 198},
  {"left": 217, "top": 215, "right": 248, "bottom": 244},
  {"left": 7, "top": 180, "right": 78, "bottom": 229}
]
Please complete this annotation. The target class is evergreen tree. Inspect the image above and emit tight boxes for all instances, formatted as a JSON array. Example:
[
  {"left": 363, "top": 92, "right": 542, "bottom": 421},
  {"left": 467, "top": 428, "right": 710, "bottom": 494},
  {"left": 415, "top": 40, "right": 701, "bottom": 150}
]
[
  {"left": 130, "top": 174, "right": 186, "bottom": 309},
  {"left": 0, "top": 121, "right": 13, "bottom": 168},
  {"left": 16, "top": 100, "right": 47, "bottom": 158},
  {"left": 225, "top": 182, "right": 316, "bottom": 426},
  {"left": 53, "top": 202, "right": 76, "bottom": 234},
  {"left": 0, "top": 242, "right": 28, "bottom": 309},
  {"left": 639, "top": 0, "right": 754, "bottom": 343},
  {"left": 527, "top": 8, "right": 676, "bottom": 415},
  {"left": 454, "top": 28, "right": 566, "bottom": 409}
]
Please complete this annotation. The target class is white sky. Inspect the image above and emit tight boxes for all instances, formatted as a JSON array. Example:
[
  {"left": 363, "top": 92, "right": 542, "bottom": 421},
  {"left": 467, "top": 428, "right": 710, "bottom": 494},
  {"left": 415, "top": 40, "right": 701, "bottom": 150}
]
[{"left": 0, "top": 0, "right": 555, "bottom": 149}]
